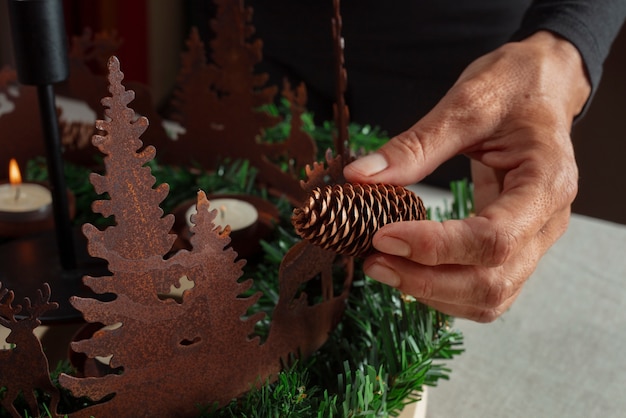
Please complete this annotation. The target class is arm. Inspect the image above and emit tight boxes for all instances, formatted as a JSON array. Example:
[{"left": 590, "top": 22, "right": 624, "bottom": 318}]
[
  {"left": 512, "top": 0, "right": 626, "bottom": 114},
  {"left": 343, "top": 30, "right": 591, "bottom": 322}
]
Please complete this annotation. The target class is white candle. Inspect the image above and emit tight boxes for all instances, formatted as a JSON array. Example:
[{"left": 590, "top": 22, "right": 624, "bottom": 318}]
[
  {"left": 0, "top": 183, "right": 52, "bottom": 213},
  {"left": 0, "top": 159, "right": 52, "bottom": 222},
  {"left": 186, "top": 197, "right": 259, "bottom": 231}
]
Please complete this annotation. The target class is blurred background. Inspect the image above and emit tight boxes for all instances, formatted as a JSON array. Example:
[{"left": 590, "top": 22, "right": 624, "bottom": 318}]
[{"left": 0, "top": 0, "right": 624, "bottom": 224}]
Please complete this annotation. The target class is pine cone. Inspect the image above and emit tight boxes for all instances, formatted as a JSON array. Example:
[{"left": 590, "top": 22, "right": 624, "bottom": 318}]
[{"left": 292, "top": 183, "right": 426, "bottom": 257}]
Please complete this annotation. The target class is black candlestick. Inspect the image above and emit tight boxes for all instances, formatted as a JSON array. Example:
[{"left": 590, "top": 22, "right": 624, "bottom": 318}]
[
  {"left": 7, "top": 0, "right": 75, "bottom": 270},
  {"left": 36, "top": 83, "right": 76, "bottom": 270},
  {"left": 7, "top": 0, "right": 69, "bottom": 85}
]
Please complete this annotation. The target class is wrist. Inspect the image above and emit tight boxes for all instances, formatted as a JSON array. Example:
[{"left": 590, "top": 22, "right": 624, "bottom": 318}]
[{"left": 520, "top": 30, "right": 591, "bottom": 119}]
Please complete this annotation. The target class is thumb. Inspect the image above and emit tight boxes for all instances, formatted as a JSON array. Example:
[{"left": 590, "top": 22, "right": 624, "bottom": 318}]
[
  {"left": 343, "top": 100, "right": 473, "bottom": 185},
  {"left": 343, "top": 125, "right": 458, "bottom": 186},
  {"left": 343, "top": 50, "right": 508, "bottom": 186}
]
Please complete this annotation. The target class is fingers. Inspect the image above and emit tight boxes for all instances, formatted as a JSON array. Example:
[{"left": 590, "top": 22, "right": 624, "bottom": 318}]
[
  {"left": 363, "top": 206, "right": 571, "bottom": 322},
  {"left": 380, "top": 218, "right": 502, "bottom": 266},
  {"left": 413, "top": 294, "right": 521, "bottom": 323},
  {"left": 372, "top": 210, "right": 534, "bottom": 268},
  {"left": 374, "top": 142, "right": 572, "bottom": 266},
  {"left": 342, "top": 130, "right": 442, "bottom": 186},
  {"left": 362, "top": 252, "right": 528, "bottom": 323}
]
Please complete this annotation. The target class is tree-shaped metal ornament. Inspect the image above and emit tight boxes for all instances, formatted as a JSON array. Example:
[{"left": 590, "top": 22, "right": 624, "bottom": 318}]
[
  {"left": 165, "top": 0, "right": 317, "bottom": 202},
  {"left": 57, "top": 28, "right": 174, "bottom": 167},
  {"left": 57, "top": 56, "right": 351, "bottom": 417}
]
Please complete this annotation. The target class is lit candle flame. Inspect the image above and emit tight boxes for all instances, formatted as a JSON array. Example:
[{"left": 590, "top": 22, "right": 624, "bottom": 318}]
[
  {"left": 9, "top": 159, "right": 22, "bottom": 186},
  {"left": 8, "top": 158, "right": 21, "bottom": 201}
]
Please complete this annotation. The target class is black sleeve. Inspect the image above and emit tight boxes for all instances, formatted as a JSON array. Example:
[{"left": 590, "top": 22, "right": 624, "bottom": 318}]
[{"left": 512, "top": 0, "right": 626, "bottom": 103}]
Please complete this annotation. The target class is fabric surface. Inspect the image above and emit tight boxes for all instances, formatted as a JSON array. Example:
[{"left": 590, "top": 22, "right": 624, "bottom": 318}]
[
  {"left": 248, "top": 0, "right": 626, "bottom": 127},
  {"left": 512, "top": 0, "right": 626, "bottom": 115},
  {"left": 424, "top": 213, "right": 626, "bottom": 417}
]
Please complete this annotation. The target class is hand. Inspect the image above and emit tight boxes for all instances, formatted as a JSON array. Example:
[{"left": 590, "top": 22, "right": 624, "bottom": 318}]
[{"left": 343, "top": 31, "right": 591, "bottom": 322}]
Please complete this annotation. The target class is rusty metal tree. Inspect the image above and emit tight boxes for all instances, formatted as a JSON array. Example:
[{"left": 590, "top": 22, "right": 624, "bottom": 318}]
[
  {"left": 276, "top": 80, "right": 318, "bottom": 181},
  {"left": 166, "top": 0, "right": 316, "bottom": 202},
  {"left": 57, "top": 56, "right": 350, "bottom": 417}
]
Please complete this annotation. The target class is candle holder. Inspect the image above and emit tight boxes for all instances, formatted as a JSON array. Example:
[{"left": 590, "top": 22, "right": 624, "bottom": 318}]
[
  {"left": 172, "top": 194, "right": 280, "bottom": 259},
  {"left": 0, "top": 0, "right": 92, "bottom": 323},
  {"left": 8, "top": 0, "right": 76, "bottom": 271},
  {"left": 0, "top": 1, "right": 461, "bottom": 416},
  {"left": 52, "top": 56, "right": 351, "bottom": 415},
  {"left": 0, "top": 181, "right": 76, "bottom": 238}
]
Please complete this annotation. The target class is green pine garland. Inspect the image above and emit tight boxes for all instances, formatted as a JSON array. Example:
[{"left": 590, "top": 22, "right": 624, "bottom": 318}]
[{"left": 9, "top": 109, "right": 467, "bottom": 417}]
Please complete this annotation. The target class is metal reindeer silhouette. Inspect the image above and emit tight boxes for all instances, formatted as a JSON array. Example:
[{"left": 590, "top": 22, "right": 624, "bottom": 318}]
[{"left": 0, "top": 283, "right": 60, "bottom": 418}]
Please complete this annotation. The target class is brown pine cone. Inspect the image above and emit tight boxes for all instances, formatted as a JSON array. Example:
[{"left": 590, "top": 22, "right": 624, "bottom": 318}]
[{"left": 292, "top": 183, "right": 426, "bottom": 257}]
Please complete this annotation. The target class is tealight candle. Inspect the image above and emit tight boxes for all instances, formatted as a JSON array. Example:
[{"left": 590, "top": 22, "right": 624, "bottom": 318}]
[
  {"left": 0, "top": 159, "right": 52, "bottom": 222},
  {"left": 186, "top": 198, "right": 259, "bottom": 231},
  {"left": 171, "top": 194, "right": 279, "bottom": 259}
]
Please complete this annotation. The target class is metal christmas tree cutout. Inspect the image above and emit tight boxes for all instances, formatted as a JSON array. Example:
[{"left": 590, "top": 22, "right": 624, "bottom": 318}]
[
  {"left": 0, "top": 0, "right": 448, "bottom": 415},
  {"left": 56, "top": 56, "right": 351, "bottom": 417},
  {"left": 165, "top": 0, "right": 317, "bottom": 203}
]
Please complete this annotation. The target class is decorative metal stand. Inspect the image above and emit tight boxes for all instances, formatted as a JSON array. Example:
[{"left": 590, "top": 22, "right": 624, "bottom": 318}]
[
  {"left": 8, "top": 0, "right": 75, "bottom": 270},
  {"left": 0, "top": 0, "right": 109, "bottom": 323},
  {"left": 0, "top": 0, "right": 369, "bottom": 416},
  {"left": 51, "top": 55, "right": 351, "bottom": 416}
]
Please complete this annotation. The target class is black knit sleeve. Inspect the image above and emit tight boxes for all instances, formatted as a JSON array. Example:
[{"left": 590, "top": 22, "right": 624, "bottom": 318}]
[{"left": 512, "top": 0, "right": 626, "bottom": 100}]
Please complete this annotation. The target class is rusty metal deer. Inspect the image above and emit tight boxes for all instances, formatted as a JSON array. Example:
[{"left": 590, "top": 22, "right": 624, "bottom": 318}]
[{"left": 0, "top": 282, "right": 60, "bottom": 418}]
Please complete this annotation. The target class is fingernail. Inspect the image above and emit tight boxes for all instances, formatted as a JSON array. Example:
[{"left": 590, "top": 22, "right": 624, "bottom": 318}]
[
  {"left": 348, "top": 153, "right": 388, "bottom": 177},
  {"left": 365, "top": 263, "right": 401, "bottom": 287},
  {"left": 374, "top": 236, "right": 411, "bottom": 257}
]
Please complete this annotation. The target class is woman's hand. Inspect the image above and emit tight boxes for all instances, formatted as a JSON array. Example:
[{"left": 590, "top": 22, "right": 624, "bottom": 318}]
[{"left": 343, "top": 31, "right": 591, "bottom": 322}]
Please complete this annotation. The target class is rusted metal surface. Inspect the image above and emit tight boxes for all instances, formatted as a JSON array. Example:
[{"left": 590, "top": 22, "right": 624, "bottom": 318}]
[
  {"left": 165, "top": 0, "right": 318, "bottom": 203},
  {"left": 170, "top": 193, "right": 280, "bottom": 259},
  {"left": 332, "top": 0, "right": 350, "bottom": 161},
  {"left": 56, "top": 56, "right": 351, "bottom": 417},
  {"left": 0, "top": 0, "right": 356, "bottom": 414},
  {"left": 0, "top": 282, "right": 60, "bottom": 417}
]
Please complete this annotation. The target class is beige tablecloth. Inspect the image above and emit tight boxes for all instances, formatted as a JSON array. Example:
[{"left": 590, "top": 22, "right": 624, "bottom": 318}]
[{"left": 426, "top": 213, "right": 626, "bottom": 417}]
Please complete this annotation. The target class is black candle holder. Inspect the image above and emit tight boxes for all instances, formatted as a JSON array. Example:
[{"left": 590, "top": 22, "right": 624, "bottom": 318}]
[{"left": 0, "top": 0, "right": 106, "bottom": 322}]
